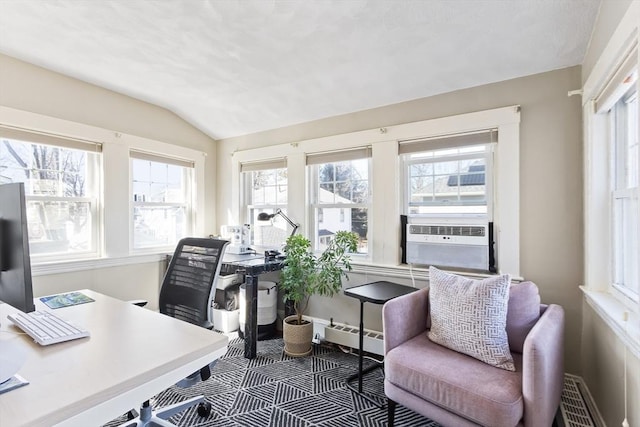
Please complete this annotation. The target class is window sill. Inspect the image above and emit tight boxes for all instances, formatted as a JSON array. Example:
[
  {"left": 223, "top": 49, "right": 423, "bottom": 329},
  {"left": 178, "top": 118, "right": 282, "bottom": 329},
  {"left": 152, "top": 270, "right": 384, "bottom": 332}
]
[
  {"left": 32, "top": 253, "right": 167, "bottom": 276},
  {"left": 581, "top": 286, "right": 640, "bottom": 359},
  {"left": 349, "top": 262, "right": 524, "bottom": 283}
]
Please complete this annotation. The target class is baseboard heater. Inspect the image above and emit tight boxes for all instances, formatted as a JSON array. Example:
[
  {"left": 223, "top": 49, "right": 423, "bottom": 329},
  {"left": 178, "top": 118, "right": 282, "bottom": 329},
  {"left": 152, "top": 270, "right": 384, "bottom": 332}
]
[{"left": 324, "top": 323, "right": 384, "bottom": 356}]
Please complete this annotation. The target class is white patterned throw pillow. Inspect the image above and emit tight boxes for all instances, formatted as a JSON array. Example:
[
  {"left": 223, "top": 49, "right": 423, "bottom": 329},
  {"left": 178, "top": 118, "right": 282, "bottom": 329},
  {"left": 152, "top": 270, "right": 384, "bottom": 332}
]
[{"left": 428, "top": 267, "right": 515, "bottom": 371}]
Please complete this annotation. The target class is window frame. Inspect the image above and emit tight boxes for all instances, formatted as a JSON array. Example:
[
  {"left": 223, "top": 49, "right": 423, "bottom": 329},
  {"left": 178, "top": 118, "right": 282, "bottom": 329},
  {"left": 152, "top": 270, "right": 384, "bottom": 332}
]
[
  {"left": 0, "top": 106, "right": 207, "bottom": 274},
  {"left": 230, "top": 105, "right": 520, "bottom": 277},
  {"left": 129, "top": 151, "right": 196, "bottom": 252},
  {"left": 308, "top": 154, "right": 372, "bottom": 255},
  {"left": 240, "top": 163, "right": 289, "bottom": 245},
  {"left": 401, "top": 142, "right": 495, "bottom": 219},
  {"left": 0, "top": 128, "right": 102, "bottom": 262},
  {"left": 609, "top": 85, "right": 639, "bottom": 303},
  {"left": 586, "top": 46, "right": 640, "bottom": 308},
  {"left": 581, "top": 3, "right": 640, "bottom": 339}
]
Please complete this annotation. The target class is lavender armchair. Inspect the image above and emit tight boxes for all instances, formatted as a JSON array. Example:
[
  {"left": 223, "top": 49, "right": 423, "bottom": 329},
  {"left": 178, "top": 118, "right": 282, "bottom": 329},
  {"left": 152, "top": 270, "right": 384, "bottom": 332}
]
[{"left": 383, "top": 284, "right": 564, "bottom": 427}]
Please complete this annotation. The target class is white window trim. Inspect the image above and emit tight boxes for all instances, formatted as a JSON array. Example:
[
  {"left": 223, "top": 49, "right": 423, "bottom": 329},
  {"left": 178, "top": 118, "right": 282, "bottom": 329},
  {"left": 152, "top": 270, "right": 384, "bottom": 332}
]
[
  {"left": 129, "top": 155, "right": 196, "bottom": 253},
  {"left": 582, "top": 2, "right": 640, "bottom": 349},
  {"left": 230, "top": 105, "right": 521, "bottom": 277},
  {"left": 309, "top": 155, "right": 372, "bottom": 256},
  {"left": 239, "top": 163, "right": 289, "bottom": 247},
  {"left": 0, "top": 105, "right": 206, "bottom": 273},
  {"left": 1, "top": 129, "right": 103, "bottom": 262},
  {"left": 402, "top": 143, "right": 494, "bottom": 216},
  {"left": 240, "top": 167, "right": 288, "bottom": 225}
]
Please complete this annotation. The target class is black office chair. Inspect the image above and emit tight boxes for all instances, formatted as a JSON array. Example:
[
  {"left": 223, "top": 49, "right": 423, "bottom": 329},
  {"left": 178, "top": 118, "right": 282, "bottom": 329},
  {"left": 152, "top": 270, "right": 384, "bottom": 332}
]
[{"left": 119, "top": 237, "right": 229, "bottom": 427}]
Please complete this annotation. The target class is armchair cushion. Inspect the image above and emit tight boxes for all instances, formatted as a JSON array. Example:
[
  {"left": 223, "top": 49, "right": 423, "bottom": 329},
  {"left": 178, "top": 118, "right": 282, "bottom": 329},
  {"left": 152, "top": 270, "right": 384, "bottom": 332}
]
[
  {"left": 428, "top": 267, "right": 515, "bottom": 371},
  {"left": 386, "top": 333, "right": 523, "bottom": 426}
]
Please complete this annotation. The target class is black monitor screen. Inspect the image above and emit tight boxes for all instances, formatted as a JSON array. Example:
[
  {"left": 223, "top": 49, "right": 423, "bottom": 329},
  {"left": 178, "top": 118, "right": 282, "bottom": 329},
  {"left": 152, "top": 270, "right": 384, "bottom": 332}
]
[{"left": 0, "top": 182, "right": 35, "bottom": 313}]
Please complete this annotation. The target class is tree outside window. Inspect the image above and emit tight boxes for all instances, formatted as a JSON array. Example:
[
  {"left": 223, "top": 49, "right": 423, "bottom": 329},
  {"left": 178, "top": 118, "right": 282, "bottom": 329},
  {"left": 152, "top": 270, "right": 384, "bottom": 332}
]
[
  {"left": 312, "top": 157, "right": 369, "bottom": 253},
  {"left": 0, "top": 137, "right": 98, "bottom": 257}
]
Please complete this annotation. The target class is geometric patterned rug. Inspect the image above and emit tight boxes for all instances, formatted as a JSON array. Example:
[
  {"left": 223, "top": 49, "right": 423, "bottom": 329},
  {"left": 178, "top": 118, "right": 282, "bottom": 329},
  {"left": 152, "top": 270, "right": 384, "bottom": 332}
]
[{"left": 104, "top": 336, "right": 438, "bottom": 426}]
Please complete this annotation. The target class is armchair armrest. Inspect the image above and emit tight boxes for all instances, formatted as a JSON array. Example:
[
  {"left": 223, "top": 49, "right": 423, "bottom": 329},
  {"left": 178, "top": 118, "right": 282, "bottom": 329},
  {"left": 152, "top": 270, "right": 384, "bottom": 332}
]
[
  {"left": 522, "top": 304, "right": 565, "bottom": 427},
  {"left": 383, "top": 287, "right": 429, "bottom": 354}
]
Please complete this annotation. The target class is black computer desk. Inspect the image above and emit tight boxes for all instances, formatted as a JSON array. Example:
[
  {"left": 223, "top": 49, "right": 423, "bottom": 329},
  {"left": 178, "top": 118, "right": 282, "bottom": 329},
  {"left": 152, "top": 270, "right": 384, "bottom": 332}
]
[{"left": 221, "top": 252, "right": 284, "bottom": 359}]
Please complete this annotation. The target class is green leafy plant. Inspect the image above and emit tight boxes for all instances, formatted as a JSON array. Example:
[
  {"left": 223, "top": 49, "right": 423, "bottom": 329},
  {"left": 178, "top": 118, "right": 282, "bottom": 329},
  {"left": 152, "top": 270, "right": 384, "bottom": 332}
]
[{"left": 281, "top": 231, "right": 359, "bottom": 325}]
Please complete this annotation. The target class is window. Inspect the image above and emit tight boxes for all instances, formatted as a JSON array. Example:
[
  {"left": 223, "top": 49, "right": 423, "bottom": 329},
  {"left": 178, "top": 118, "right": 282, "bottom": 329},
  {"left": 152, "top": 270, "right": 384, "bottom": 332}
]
[
  {"left": 241, "top": 159, "right": 289, "bottom": 246},
  {"left": 610, "top": 85, "right": 639, "bottom": 300},
  {"left": 0, "top": 128, "right": 101, "bottom": 260},
  {"left": 401, "top": 130, "right": 496, "bottom": 218},
  {"left": 308, "top": 148, "right": 371, "bottom": 253},
  {"left": 131, "top": 151, "right": 194, "bottom": 250},
  {"left": 590, "top": 45, "right": 639, "bottom": 302}
]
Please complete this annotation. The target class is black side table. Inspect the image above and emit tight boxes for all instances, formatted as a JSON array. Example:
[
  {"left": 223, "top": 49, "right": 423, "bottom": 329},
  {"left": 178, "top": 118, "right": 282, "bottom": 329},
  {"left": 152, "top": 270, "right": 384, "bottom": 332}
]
[{"left": 344, "top": 281, "right": 417, "bottom": 403}]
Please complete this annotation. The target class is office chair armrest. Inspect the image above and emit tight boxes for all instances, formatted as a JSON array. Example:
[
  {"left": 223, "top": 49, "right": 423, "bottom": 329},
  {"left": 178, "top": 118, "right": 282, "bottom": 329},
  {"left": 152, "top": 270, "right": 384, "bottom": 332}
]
[
  {"left": 382, "top": 287, "right": 429, "bottom": 355},
  {"left": 522, "top": 303, "right": 565, "bottom": 427}
]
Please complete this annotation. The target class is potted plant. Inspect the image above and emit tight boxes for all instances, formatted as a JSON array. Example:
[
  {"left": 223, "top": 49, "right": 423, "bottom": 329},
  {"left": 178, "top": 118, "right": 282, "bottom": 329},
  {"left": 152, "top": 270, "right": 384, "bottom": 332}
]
[{"left": 280, "top": 231, "right": 359, "bottom": 357}]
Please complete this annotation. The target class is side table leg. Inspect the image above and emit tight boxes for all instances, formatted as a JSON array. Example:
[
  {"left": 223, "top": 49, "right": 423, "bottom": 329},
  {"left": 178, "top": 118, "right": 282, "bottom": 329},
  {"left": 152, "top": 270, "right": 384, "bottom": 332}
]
[{"left": 358, "top": 300, "right": 364, "bottom": 393}]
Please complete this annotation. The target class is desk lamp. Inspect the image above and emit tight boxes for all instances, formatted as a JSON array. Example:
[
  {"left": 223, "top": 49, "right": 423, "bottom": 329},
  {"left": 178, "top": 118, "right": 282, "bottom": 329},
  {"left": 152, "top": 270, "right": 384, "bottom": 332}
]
[{"left": 257, "top": 209, "right": 299, "bottom": 238}]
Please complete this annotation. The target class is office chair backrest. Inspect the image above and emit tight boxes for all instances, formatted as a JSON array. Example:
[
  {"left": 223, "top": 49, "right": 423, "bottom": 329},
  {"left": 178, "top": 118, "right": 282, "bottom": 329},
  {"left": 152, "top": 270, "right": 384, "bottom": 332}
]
[{"left": 159, "top": 238, "right": 229, "bottom": 329}]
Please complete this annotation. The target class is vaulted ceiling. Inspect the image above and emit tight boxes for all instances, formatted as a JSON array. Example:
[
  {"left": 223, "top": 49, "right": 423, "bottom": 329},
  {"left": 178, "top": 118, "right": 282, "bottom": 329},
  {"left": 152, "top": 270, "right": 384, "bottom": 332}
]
[{"left": 0, "top": 0, "right": 601, "bottom": 140}]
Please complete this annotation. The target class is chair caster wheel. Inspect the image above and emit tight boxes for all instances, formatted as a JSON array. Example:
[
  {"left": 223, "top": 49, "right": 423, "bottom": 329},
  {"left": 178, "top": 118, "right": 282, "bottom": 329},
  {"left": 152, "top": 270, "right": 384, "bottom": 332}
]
[{"left": 197, "top": 401, "right": 211, "bottom": 417}]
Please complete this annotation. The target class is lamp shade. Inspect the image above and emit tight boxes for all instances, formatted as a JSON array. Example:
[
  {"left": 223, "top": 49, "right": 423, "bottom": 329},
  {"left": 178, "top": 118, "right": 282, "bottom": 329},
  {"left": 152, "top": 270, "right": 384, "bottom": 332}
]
[
  {"left": 257, "top": 212, "right": 275, "bottom": 221},
  {"left": 256, "top": 209, "right": 299, "bottom": 238}
]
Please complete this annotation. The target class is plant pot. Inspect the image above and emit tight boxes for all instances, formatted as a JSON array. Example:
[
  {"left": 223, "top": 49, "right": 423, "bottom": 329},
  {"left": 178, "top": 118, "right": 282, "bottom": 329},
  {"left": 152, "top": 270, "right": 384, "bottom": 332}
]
[{"left": 282, "top": 315, "right": 313, "bottom": 357}]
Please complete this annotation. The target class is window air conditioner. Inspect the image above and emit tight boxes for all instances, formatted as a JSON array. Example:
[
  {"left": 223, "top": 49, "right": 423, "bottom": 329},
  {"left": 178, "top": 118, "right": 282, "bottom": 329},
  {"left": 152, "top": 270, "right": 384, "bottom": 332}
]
[{"left": 405, "top": 218, "right": 494, "bottom": 272}]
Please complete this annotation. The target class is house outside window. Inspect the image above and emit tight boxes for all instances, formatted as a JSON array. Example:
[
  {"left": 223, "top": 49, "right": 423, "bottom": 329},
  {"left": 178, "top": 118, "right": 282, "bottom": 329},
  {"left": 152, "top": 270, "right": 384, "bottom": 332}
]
[
  {"left": 404, "top": 146, "right": 492, "bottom": 217},
  {"left": 241, "top": 159, "right": 289, "bottom": 246},
  {"left": 401, "top": 130, "right": 495, "bottom": 219},
  {"left": 0, "top": 129, "right": 101, "bottom": 260},
  {"left": 131, "top": 151, "right": 194, "bottom": 250},
  {"left": 308, "top": 148, "right": 371, "bottom": 253}
]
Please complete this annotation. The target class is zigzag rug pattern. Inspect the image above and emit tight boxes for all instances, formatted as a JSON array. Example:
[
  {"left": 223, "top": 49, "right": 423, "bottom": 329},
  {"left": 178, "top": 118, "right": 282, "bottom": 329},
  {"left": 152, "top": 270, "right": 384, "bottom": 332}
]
[{"left": 104, "top": 337, "right": 438, "bottom": 426}]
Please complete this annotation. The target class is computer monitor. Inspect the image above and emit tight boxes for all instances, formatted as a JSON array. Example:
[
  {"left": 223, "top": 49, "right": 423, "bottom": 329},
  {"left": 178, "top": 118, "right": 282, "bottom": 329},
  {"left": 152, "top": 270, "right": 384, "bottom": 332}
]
[{"left": 0, "top": 182, "right": 35, "bottom": 313}]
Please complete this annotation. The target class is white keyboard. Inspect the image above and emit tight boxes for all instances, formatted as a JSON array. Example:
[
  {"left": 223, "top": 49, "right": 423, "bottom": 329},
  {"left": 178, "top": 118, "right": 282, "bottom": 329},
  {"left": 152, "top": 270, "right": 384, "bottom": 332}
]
[{"left": 7, "top": 310, "right": 90, "bottom": 346}]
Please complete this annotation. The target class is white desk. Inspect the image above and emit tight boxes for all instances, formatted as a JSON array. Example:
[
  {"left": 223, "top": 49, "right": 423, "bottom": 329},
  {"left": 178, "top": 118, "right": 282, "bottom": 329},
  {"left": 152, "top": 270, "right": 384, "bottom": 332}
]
[{"left": 0, "top": 290, "right": 228, "bottom": 427}]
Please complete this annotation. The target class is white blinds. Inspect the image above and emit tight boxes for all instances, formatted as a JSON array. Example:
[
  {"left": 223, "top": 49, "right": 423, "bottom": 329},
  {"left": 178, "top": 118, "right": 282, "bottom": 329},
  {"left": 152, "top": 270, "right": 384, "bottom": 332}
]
[
  {"left": 306, "top": 147, "right": 371, "bottom": 165},
  {"left": 595, "top": 44, "right": 638, "bottom": 113},
  {"left": 130, "top": 150, "right": 194, "bottom": 168},
  {"left": 240, "top": 158, "right": 287, "bottom": 173},
  {"left": 0, "top": 125, "right": 102, "bottom": 152},
  {"left": 398, "top": 129, "right": 497, "bottom": 154}
]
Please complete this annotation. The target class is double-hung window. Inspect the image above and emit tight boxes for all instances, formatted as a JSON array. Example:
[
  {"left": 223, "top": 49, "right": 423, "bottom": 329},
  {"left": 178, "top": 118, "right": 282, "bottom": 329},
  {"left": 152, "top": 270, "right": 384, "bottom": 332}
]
[
  {"left": 130, "top": 151, "right": 194, "bottom": 250},
  {"left": 597, "top": 49, "right": 639, "bottom": 301},
  {"left": 0, "top": 127, "right": 101, "bottom": 260},
  {"left": 241, "top": 159, "right": 289, "bottom": 246},
  {"left": 400, "top": 131, "right": 496, "bottom": 271},
  {"left": 400, "top": 131, "right": 496, "bottom": 217},
  {"left": 308, "top": 148, "right": 371, "bottom": 254}
]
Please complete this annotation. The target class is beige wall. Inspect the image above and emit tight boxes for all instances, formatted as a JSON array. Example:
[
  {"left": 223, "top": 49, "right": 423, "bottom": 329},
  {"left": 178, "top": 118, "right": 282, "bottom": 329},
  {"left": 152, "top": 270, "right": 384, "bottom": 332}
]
[
  {"left": 0, "top": 54, "right": 217, "bottom": 305},
  {"left": 219, "top": 66, "right": 585, "bottom": 374},
  {"left": 580, "top": 1, "right": 639, "bottom": 425},
  {"left": 33, "top": 261, "right": 166, "bottom": 311},
  {"left": 582, "top": 303, "right": 639, "bottom": 427},
  {"left": 0, "top": 53, "right": 218, "bottom": 235}
]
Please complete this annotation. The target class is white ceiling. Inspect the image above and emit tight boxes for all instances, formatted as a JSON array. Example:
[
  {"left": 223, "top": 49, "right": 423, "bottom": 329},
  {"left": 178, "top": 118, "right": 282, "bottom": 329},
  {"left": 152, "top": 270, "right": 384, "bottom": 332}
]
[{"left": 0, "top": 0, "right": 601, "bottom": 140}]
